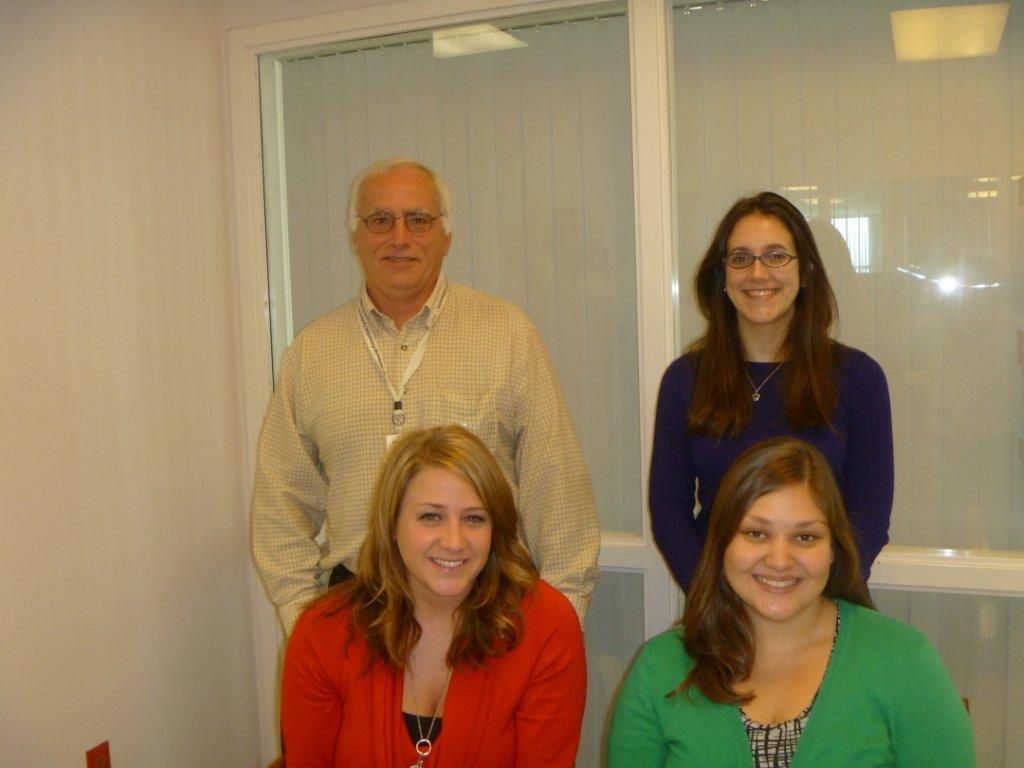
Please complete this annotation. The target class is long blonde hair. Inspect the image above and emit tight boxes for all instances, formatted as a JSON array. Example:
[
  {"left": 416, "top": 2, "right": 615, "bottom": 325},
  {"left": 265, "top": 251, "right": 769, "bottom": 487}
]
[{"left": 320, "top": 426, "right": 538, "bottom": 669}]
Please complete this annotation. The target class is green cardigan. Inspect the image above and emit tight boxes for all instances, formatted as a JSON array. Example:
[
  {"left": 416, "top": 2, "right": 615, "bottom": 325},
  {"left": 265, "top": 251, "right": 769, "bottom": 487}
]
[{"left": 608, "top": 600, "right": 975, "bottom": 767}]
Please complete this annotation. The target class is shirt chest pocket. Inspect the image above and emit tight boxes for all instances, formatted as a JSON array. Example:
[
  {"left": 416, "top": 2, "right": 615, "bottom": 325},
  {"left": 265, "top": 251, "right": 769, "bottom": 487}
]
[{"left": 425, "top": 386, "right": 504, "bottom": 454}]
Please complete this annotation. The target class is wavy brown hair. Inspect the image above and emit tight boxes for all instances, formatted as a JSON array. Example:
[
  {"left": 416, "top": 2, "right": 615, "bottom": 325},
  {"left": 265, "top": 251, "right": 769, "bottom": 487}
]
[
  {"left": 317, "top": 426, "right": 538, "bottom": 670},
  {"left": 677, "top": 437, "right": 873, "bottom": 703},
  {"left": 688, "top": 192, "right": 840, "bottom": 437}
]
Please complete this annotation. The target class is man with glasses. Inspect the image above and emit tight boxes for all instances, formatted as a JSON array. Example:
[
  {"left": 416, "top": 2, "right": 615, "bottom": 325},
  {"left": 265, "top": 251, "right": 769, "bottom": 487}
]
[{"left": 252, "top": 157, "right": 600, "bottom": 634}]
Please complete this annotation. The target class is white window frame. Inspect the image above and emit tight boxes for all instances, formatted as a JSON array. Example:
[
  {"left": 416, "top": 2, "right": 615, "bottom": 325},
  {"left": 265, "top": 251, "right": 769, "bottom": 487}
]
[{"left": 228, "top": 0, "right": 677, "bottom": 759}]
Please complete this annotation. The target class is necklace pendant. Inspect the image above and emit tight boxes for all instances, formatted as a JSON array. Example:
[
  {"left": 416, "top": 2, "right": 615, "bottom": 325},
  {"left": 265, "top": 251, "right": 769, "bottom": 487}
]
[{"left": 744, "top": 362, "right": 782, "bottom": 403}]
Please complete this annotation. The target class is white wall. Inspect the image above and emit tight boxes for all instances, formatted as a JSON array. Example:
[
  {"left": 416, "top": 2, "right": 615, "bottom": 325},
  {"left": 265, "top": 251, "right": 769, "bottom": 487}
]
[
  {"left": 219, "top": 0, "right": 377, "bottom": 29},
  {"left": 0, "top": 1, "right": 260, "bottom": 765}
]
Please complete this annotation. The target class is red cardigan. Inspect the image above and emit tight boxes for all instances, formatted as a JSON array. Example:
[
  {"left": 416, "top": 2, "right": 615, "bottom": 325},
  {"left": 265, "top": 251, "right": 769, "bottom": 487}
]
[{"left": 282, "top": 580, "right": 587, "bottom": 768}]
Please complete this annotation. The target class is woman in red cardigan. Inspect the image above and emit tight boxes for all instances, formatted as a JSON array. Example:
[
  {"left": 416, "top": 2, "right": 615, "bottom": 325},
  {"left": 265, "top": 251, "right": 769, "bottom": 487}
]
[{"left": 281, "top": 425, "right": 587, "bottom": 768}]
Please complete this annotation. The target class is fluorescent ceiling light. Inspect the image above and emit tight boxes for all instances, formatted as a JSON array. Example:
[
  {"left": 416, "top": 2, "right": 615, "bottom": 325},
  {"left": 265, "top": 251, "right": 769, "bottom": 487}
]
[
  {"left": 890, "top": 3, "right": 1009, "bottom": 62},
  {"left": 432, "top": 24, "right": 528, "bottom": 59}
]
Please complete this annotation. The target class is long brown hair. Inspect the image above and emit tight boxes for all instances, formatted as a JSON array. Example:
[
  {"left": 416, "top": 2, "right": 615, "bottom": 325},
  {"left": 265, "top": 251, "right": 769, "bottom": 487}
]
[
  {"left": 318, "top": 426, "right": 538, "bottom": 669},
  {"left": 688, "top": 192, "right": 840, "bottom": 437},
  {"left": 678, "top": 437, "right": 873, "bottom": 703}
]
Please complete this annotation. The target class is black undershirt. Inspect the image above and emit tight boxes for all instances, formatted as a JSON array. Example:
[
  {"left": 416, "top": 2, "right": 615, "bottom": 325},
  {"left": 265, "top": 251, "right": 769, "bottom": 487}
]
[{"left": 402, "top": 711, "right": 444, "bottom": 745}]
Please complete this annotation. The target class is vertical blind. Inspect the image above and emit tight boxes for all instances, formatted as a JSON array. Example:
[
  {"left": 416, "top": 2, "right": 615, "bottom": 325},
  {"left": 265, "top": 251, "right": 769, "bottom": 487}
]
[{"left": 275, "top": 13, "right": 640, "bottom": 531}]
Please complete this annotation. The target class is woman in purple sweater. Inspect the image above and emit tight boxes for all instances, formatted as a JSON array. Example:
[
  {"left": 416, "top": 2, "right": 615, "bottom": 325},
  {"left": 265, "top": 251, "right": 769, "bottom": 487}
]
[{"left": 650, "top": 192, "right": 893, "bottom": 591}]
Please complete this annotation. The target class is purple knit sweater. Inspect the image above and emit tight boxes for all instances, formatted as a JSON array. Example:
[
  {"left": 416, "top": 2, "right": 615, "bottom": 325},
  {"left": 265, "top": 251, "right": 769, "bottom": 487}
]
[{"left": 649, "top": 345, "right": 894, "bottom": 591}]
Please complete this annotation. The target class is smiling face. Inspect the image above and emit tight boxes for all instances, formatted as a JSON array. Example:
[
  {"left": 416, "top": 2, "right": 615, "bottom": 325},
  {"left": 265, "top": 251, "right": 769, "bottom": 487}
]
[
  {"left": 724, "top": 213, "right": 802, "bottom": 348},
  {"left": 395, "top": 465, "right": 492, "bottom": 611},
  {"left": 352, "top": 166, "right": 451, "bottom": 319},
  {"left": 723, "top": 483, "right": 834, "bottom": 628}
]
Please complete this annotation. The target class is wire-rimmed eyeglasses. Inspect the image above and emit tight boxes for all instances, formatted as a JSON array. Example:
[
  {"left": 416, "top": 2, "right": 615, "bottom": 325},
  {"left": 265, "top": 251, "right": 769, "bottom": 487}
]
[
  {"left": 357, "top": 211, "right": 443, "bottom": 235},
  {"left": 723, "top": 250, "right": 798, "bottom": 269}
]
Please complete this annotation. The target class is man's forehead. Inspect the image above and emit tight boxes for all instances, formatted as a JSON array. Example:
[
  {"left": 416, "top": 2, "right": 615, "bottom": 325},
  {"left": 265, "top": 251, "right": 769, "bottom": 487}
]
[{"left": 358, "top": 166, "right": 440, "bottom": 209}]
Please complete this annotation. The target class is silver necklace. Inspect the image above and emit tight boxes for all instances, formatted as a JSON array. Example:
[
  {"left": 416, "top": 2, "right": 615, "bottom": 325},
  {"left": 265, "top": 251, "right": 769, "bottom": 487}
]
[
  {"left": 407, "top": 665, "right": 453, "bottom": 768},
  {"left": 744, "top": 363, "right": 783, "bottom": 402}
]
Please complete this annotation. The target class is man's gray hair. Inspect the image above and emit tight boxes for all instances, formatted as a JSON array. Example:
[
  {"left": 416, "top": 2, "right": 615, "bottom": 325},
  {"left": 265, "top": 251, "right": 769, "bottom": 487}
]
[{"left": 346, "top": 157, "right": 453, "bottom": 236}]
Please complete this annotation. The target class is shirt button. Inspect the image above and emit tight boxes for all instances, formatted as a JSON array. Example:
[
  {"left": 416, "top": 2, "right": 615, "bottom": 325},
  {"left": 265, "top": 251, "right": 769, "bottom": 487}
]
[{"left": 400, "top": 344, "right": 409, "bottom": 351}]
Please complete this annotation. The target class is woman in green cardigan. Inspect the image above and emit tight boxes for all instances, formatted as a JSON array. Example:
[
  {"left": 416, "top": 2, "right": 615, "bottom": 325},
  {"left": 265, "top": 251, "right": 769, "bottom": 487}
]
[{"left": 608, "top": 437, "right": 974, "bottom": 768}]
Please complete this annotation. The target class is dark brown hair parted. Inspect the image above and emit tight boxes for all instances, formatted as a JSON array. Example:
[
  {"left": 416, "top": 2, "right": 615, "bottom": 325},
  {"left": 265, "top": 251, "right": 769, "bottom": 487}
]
[
  {"left": 688, "top": 191, "right": 840, "bottom": 438},
  {"left": 677, "top": 436, "right": 874, "bottom": 704},
  {"left": 316, "top": 425, "right": 538, "bottom": 670}
]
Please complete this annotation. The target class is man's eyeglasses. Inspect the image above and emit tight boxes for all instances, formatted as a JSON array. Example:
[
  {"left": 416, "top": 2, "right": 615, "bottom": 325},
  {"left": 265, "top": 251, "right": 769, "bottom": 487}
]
[
  {"left": 723, "top": 250, "right": 798, "bottom": 269},
  {"left": 358, "top": 211, "right": 443, "bottom": 235}
]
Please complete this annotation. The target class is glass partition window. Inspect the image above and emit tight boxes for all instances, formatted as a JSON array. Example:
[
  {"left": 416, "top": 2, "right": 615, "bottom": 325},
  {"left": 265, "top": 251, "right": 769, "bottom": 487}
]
[
  {"left": 672, "top": 2, "right": 1023, "bottom": 764},
  {"left": 672, "top": 0, "right": 1024, "bottom": 554},
  {"left": 873, "top": 590, "right": 1024, "bottom": 766},
  {"left": 581, "top": 571, "right": 646, "bottom": 767},
  {"left": 260, "top": 9, "right": 641, "bottom": 531}
]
